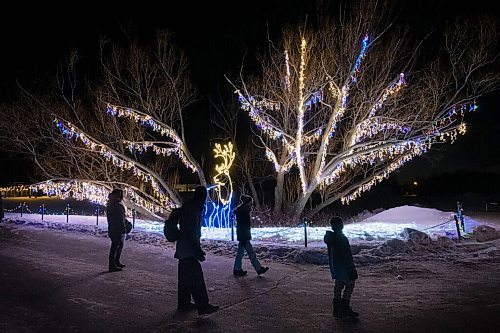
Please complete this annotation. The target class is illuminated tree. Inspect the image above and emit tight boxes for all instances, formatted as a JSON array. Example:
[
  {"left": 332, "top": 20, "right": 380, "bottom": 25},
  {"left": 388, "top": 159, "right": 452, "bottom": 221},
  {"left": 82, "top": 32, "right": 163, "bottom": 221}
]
[
  {"left": 230, "top": 5, "right": 500, "bottom": 219},
  {"left": 0, "top": 31, "right": 205, "bottom": 220}
]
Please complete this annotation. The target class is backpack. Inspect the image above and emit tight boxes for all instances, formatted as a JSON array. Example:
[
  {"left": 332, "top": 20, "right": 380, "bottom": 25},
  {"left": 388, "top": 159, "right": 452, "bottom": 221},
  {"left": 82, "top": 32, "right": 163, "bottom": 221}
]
[
  {"left": 164, "top": 207, "right": 182, "bottom": 242},
  {"left": 125, "top": 220, "right": 133, "bottom": 234}
]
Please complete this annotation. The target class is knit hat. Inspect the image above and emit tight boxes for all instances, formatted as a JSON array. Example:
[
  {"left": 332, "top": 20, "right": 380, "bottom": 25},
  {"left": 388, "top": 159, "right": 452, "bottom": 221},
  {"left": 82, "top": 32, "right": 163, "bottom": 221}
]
[
  {"left": 330, "top": 216, "right": 344, "bottom": 230},
  {"left": 108, "top": 188, "right": 123, "bottom": 200}
]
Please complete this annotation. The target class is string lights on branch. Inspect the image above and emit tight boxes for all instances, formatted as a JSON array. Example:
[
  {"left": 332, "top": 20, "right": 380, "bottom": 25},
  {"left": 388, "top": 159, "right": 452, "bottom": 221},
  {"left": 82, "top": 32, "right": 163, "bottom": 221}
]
[
  {"left": 318, "top": 34, "right": 371, "bottom": 180},
  {"left": 106, "top": 104, "right": 197, "bottom": 172},
  {"left": 53, "top": 117, "right": 173, "bottom": 207},
  {"left": 3, "top": 179, "right": 171, "bottom": 216}
]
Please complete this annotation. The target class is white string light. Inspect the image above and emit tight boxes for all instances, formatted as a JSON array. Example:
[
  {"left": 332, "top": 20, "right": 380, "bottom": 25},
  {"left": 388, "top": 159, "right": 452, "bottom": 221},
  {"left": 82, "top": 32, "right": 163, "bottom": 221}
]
[
  {"left": 54, "top": 117, "right": 172, "bottom": 206},
  {"left": 106, "top": 104, "right": 197, "bottom": 172}
]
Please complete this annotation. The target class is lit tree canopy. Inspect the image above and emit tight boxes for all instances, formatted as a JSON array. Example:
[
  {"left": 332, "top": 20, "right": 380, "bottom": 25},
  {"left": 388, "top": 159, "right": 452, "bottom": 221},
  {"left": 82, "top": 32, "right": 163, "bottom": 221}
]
[{"left": 230, "top": 7, "right": 500, "bottom": 219}]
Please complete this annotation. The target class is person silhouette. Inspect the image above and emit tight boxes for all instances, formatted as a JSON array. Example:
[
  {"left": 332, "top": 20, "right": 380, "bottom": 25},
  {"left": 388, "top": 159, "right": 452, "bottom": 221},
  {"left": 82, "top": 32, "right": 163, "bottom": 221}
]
[
  {"left": 106, "top": 189, "right": 127, "bottom": 272},
  {"left": 233, "top": 194, "right": 269, "bottom": 276},
  {"left": 324, "top": 216, "right": 359, "bottom": 318},
  {"left": 174, "top": 185, "right": 219, "bottom": 315}
]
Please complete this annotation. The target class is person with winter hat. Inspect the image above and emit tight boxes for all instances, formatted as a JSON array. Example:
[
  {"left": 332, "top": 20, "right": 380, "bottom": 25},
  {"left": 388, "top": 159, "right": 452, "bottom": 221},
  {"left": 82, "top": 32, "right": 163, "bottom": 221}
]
[
  {"left": 233, "top": 194, "right": 269, "bottom": 277},
  {"left": 324, "top": 216, "right": 359, "bottom": 318},
  {"left": 106, "top": 189, "right": 127, "bottom": 272}
]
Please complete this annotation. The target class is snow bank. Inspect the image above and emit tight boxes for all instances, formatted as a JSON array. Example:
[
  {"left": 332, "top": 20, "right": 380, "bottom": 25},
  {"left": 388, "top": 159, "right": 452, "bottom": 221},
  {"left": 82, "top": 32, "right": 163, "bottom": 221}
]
[
  {"left": 361, "top": 205, "right": 455, "bottom": 226},
  {"left": 471, "top": 225, "right": 500, "bottom": 242}
]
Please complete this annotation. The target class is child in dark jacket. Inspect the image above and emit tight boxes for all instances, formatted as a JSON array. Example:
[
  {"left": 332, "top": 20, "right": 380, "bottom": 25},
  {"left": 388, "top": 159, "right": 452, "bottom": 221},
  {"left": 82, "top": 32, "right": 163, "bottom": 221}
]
[{"left": 324, "top": 216, "right": 359, "bottom": 318}]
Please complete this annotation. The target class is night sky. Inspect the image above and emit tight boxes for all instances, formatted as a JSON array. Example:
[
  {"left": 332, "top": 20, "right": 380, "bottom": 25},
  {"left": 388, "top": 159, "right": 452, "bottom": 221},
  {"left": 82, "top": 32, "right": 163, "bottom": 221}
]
[{"left": 1, "top": 0, "right": 499, "bottom": 188}]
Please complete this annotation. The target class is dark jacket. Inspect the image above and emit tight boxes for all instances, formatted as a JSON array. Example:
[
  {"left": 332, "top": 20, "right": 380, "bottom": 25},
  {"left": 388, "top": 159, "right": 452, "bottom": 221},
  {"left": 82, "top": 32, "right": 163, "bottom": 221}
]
[
  {"left": 235, "top": 203, "right": 252, "bottom": 241},
  {"left": 324, "top": 230, "right": 358, "bottom": 281},
  {"left": 174, "top": 199, "right": 205, "bottom": 259},
  {"left": 106, "top": 197, "right": 127, "bottom": 236}
]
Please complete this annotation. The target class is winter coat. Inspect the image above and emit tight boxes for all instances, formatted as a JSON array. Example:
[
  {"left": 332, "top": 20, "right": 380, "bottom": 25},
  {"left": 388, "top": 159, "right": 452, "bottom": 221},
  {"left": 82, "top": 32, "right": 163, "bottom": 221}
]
[
  {"left": 235, "top": 203, "right": 252, "bottom": 242},
  {"left": 174, "top": 199, "right": 205, "bottom": 260},
  {"left": 106, "top": 197, "right": 127, "bottom": 236},
  {"left": 324, "top": 230, "right": 358, "bottom": 281}
]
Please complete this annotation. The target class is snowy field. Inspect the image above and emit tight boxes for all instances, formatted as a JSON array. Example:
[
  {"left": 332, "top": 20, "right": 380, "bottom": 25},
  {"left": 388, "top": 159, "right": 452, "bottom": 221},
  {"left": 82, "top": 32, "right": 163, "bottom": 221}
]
[
  {"left": 4, "top": 205, "right": 500, "bottom": 268},
  {"left": 3, "top": 205, "right": 492, "bottom": 246}
]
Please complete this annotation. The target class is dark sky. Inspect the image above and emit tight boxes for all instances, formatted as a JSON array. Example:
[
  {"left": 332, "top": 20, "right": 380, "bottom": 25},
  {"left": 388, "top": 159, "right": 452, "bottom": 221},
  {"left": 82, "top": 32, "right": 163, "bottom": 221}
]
[{"left": 0, "top": 0, "right": 499, "bottom": 186}]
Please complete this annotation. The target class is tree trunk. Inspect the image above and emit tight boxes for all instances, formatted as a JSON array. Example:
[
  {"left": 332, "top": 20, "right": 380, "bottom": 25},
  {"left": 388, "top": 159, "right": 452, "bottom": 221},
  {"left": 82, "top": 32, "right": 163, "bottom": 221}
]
[
  {"left": 183, "top": 147, "right": 206, "bottom": 186},
  {"left": 306, "top": 196, "right": 337, "bottom": 218},
  {"left": 246, "top": 172, "right": 261, "bottom": 209},
  {"left": 291, "top": 190, "right": 313, "bottom": 221},
  {"left": 273, "top": 171, "right": 285, "bottom": 213}
]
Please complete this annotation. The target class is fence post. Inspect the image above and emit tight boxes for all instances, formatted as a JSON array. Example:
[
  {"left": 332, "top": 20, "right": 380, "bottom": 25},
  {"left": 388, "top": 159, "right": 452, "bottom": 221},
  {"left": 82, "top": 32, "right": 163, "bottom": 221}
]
[
  {"left": 41, "top": 204, "right": 45, "bottom": 221},
  {"left": 231, "top": 216, "right": 235, "bottom": 241},
  {"left": 303, "top": 218, "right": 308, "bottom": 248},
  {"left": 132, "top": 209, "right": 136, "bottom": 229},
  {"left": 453, "top": 215, "right": 462, "bottom": 241},
  {"left": 96, "top": 206, "right": 100, "bottom": 226},
  {"left": 460, "top": 209, "right": 465, "bottom": 232},
  {"left": 21, "top": 202, "right": 24, "bottom": 217},
  {"left": 66, "top": 203, "right": 70, "bottom": 223}
]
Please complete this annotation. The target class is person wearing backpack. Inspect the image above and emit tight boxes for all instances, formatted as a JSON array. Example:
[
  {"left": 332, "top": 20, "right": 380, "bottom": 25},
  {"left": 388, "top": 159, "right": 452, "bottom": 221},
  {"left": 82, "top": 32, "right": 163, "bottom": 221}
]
[
  {"left": 164, "top": 206, "right": 182, "bottom": 242},
  {"left": 324, "top": 216, "right": 359, "bottom": 318},
  {"left": 174, "top": 186, "right": 219, "bottom": 316},
  {"left": 233, "top": 194, "right": 269, "bottom": 276},
  {"left": 106, "top": 189, "right": 127, "bottom": 272}
]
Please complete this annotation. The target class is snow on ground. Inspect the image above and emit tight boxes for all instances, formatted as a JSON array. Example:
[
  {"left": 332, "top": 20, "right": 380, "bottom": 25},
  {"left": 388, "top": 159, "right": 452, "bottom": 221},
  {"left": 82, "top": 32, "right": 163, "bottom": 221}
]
[
  {"left": 3, "top": 205, "right": 500, "bottom": 267},
  {"left": 2, "top": 223, "right": 500, "bottom": 333},
  {"left": 2, "top": 205, "right": 480, "bottom": 245}
]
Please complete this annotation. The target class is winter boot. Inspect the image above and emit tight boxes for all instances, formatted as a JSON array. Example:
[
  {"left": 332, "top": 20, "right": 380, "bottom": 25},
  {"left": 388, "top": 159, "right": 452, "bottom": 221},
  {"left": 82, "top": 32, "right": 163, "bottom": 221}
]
[
  {"left": 341, "top": 298, "right": 359, "bottom": 318},
  {"left": 233, "top": 269, "right": 247, "bottom": 276},
  {"left": 332, "top": 299, "right": 341, "bottom": 317},
  {"left": 257, "top": 267, "right": 269, "bottom": 275},
  {"left": 198, "top": 304, "right": 220, "bottom": 316}
]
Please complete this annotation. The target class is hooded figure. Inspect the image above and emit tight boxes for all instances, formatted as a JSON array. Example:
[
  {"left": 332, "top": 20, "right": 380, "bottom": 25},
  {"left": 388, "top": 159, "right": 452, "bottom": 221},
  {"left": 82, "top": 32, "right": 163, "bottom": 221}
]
[
  {"left": 175, "top": 186, "right": 219, "bottom": 316},
  {"left": 106, "top": 189, "right": 127, "bottom": 272},
  {"left": 324, "top": 216, "right": 359, "bottom": 318}
]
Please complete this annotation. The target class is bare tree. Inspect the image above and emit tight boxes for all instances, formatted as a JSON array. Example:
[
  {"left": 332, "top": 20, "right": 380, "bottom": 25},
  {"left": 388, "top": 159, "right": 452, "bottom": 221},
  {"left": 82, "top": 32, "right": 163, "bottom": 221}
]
[
  {"left": 0, "top": 30, "right": 206, "bottom": 220},
  {"left": 229, "top": 4, "right": 500, "bottom": 219}
]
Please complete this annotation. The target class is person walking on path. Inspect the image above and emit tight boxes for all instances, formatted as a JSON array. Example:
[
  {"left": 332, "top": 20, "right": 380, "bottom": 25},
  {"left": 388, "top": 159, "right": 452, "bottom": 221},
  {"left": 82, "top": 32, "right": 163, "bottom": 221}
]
[
  {"left": 106, "top": 189, "right": 127, "bottom": 272},
  {"left": 233, "top": 194, "right": 269, "bottom": 277},
  {"left": 174, "top": 185, "right": 219, "bottom": 316},
  {"left": 324, "top": 216, "right": 359, "bottom": 318}
]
